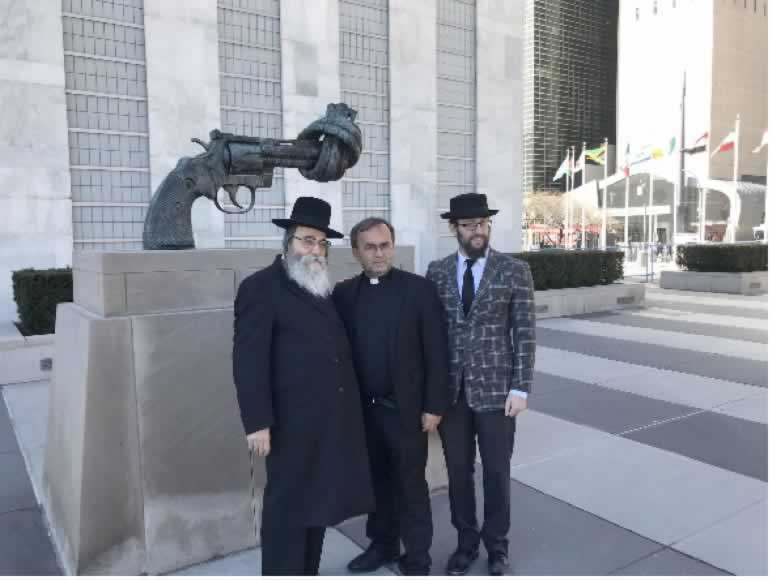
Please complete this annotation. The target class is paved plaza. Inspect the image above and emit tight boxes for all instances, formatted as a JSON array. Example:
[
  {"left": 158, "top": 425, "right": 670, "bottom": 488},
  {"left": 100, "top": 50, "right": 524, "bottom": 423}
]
[{"left": 0, "top": 285, "right": 767, "bottom": 576}]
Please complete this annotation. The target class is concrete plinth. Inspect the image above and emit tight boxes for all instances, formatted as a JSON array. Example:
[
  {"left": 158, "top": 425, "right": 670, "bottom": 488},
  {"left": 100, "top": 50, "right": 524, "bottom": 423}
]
[
  {"left": 660, "top": 270, "right": 768, "bottom": 295},
  {"left": 43, "top": 247, "right": 416, "bottom": 575}
]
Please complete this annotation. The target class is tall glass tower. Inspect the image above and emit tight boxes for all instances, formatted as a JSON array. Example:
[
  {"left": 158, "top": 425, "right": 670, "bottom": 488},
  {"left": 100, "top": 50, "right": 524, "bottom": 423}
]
[{"left": 523, "top": 0, "right": 618, "bottom": 193}]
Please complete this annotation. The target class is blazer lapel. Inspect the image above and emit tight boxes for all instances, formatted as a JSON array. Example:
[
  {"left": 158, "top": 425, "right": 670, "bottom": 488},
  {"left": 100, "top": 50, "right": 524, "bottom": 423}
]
[
  {"left": 439, "top": 254, "right": 462, "bottom": 316},
  {"left": 469, "top": 249, "right": 501, "bottom": 317}
]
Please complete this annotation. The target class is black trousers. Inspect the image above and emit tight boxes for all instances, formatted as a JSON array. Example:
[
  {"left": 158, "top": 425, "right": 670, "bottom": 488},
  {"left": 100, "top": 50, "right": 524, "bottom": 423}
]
[
  {"left": 260, "top": 513, "right": 326, "bottom": 576},
  {"left": 363, "top": 402, "right": 433, "bottom": 571},
  {"left": 439, "top": 388, "right": 516, "bottom": 557}
]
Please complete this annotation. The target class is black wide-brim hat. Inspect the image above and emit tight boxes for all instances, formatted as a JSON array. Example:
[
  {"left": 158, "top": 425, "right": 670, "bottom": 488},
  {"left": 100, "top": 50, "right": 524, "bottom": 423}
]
[
  {"left": 441, "top": 192, "right": 499, "bottom": 220},
  {"left": 273, "top": 196, "right": 344, "bottom": 239}
]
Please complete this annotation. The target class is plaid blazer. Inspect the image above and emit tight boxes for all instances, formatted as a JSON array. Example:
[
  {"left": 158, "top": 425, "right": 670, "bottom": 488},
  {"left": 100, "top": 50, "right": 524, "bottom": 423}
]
[{"left": 426, "top": 249, "right": 536, "bottom": 412}]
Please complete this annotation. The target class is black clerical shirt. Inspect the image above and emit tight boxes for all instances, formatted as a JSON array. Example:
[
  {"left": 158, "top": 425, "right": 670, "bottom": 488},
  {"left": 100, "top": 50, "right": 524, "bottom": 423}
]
[{"left": 352, "top": 269, "right": 397, "bottom": 398}]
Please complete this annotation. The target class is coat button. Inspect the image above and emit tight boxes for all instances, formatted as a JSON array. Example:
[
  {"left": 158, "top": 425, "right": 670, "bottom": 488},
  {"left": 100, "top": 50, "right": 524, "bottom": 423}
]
[{"left": 338, "top": 386, "right": 344, "bottom": 393}]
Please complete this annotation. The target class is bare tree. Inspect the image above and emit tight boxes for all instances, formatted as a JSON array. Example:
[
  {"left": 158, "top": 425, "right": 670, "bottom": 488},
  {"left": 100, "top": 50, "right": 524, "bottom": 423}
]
[{"left": 524, "top": 191, "right": 567, "bottom": 227}]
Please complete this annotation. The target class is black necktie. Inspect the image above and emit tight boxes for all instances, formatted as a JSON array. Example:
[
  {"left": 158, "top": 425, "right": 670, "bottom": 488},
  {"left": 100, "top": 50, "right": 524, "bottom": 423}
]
[{"left": 462, "top": 258, "right": 476, "bottom": 316}]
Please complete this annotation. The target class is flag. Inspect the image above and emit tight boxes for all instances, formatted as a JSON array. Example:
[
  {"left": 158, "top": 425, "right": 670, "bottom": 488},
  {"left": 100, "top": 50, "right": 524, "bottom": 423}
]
[
  {"left": 651, "top": 137, "right": 676, "bottom": 160},
  {"left": 752, "top": 129, "right": 768, "bottom": 154},
  {"left": 711, "top": 129, "right": 736, "bottom": 156},
  {"left": 683, "top": 131, "right": 708, "bottom": 155},
  {"left": 552, "top": 154, "right": 570, "bottom": 181},
  {"left": 572, "top": 145, "right": 586, "bottom": 174},
  {"left": 585, "top": 144, "right": 607, "bottom": 165},
  {"left": 630, "top": 145, "right": 652, "bottom": 165},
  {"left": 621, "top": 143, "right": 630, "bottom": 177}
]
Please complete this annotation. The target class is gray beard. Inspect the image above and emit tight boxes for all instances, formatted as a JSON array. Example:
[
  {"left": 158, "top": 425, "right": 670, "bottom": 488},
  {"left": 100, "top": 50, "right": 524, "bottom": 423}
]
[{"left": 285, "top": 253, "right": 332, "bottom": 298}]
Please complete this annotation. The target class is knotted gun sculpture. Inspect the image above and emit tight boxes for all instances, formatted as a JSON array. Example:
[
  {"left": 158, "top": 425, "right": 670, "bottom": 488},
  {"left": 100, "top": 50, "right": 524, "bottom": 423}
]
[{"left": 143, "top": 103, "right": 362, "bottom": 250}]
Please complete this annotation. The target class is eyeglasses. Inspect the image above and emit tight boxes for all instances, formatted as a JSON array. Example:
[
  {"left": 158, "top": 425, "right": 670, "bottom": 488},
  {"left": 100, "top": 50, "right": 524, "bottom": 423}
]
[
  {"left": 292, "top": 235, "right": 332, "bottom": 250},
  {"left": 456, "top": 219, "right": 491, "bottom": 232}
]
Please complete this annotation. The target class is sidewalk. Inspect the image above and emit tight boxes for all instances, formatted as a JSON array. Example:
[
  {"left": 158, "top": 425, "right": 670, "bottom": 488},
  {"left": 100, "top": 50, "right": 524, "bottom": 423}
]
[{"left": 1, "top": 286, "right": 767, "bottom": 575}]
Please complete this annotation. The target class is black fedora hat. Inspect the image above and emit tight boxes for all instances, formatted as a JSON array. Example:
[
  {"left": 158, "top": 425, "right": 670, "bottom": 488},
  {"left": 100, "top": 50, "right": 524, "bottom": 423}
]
[
  {"left": 273, "top": 196, "right": 344, "bottom": 238},
  {"left": 441, "top": 192, "right": 499, "bottom": 220}
]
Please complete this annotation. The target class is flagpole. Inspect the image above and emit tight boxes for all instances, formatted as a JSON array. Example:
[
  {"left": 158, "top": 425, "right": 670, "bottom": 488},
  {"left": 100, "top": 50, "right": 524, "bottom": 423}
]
[
  {"left": 624, "top": 155, "right": 629, "bottom": 247},
  {"left": 601, "top": 138, "right": 608, "bottom": 249},
  {"left": 729, "top": 113, "right": 741, "bottom": 242},
  {"left": 648, "top": 166, "right": 654, "bottom": 244},
  {"left": 580, "top": 142, "right": 586, "bottom": 249},
  {"left": 675, "top": 70, "right": 685, "bottom": 249},
  {"left": 568, "top": 145, "right": 575, "bottom": 247},
  {"left": 564, "top": 148, "right": 570, "bottom": 249}
]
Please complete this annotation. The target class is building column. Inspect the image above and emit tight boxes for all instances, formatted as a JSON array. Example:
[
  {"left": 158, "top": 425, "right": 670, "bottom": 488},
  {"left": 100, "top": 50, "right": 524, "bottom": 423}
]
[
  {"left": 389, "top": 0, "right": 439, "bottom": 272},
  {"left": 0, "top": 0, "right": 72, "bottom": 321},
  {"left": 476, "top": 0, "right": 526, "bottom": 252},
  {"left": 280, "top": 0, "right": 343, "bottom": 236},
  {"left": 144, "top": 0, "right": 223, "bottom": 248}
]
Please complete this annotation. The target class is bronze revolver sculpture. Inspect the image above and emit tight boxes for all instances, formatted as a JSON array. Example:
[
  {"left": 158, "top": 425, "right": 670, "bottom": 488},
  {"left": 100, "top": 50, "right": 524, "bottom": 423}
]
[{"left": 142, "top": 103, "right": 362, "bottom": 250}]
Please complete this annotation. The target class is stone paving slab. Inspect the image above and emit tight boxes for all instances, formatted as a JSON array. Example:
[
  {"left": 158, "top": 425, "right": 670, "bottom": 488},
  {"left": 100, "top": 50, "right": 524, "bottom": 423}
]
[
  {"left": 609, "top": 547, "right": 728, "bottom": 576},
  {"left": 713, "top": 393, "right": 769, "bottom": 424},
  {"left": 0, "top": 399, "right": 18, "bottom": 454},
  {"left": 645, "top": 287, "right": 770, "bottom": 308},
  {"left": 510, "top": 411, "right": 615, "bottom": 471},
  {"left": 532, "top": 373, "right": 768, "bottom": 480},
  {"left": 0, "top": 508, "right": 61, "bottom": 576},
  {"left": 536, "top": 328, "right": 769, "bottom": 386},
  {"left": 531, "top": 372, "right": 696, "bottom": 434},
  {"left": 642, "top": 298, "right": 769, "bottom": 320},
  {"left": 536, "top": 347, "right": 767, "bottom": 412},
  {"left": 575, "top": 309, "right": 768, "bottom": 344},
  {"left": 511, "top": 425, "right": 767, "bottom": 561},
  {"left": 338, "top": 475, "right": 727, "bottom": 577},
  {"left": 672, "top": 499, "right": 768, "bottom": 577},
  {"left": 170, "top": 528, "right": 395, "bottom": 576},
  {"left": 626, "top": 306, "right": 769, "bottom": 332},
  {"left": 623, "top": 411, "right": 768, "bottom": 481},
  {"left": 538, "top": 318, "right": 768, "bottom": 361},
  {"left": 0, "top": 451, "right": 37, "bottom": 515}
]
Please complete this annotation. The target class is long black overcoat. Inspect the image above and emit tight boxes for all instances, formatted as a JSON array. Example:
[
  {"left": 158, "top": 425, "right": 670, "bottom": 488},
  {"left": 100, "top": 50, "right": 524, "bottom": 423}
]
[
  {"left": 233, "top": 255, "right": 374, "bottom": 527},
  {"left": 332, "top": 268, "right": 449, "bottom": 471}
]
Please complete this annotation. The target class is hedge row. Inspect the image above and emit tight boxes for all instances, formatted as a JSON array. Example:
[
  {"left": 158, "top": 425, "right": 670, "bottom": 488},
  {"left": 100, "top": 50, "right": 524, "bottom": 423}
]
[
  {"left": 510, "top": 250, "right": 625, "bottom": 290},
  {"left": 12, "top": 268, "right": 73, "bottom": 336},
  {"left": 11, "top": 250, "right": 625, "bottom": 334},
  {"left": 676, "top": 243, "right": 768, "bottom": 273}
]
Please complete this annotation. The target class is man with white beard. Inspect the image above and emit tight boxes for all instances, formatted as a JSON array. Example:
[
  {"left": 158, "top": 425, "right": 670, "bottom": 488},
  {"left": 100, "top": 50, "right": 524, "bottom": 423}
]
[{"left": 233, "top": 196, "right": 374, "bottom": 576}]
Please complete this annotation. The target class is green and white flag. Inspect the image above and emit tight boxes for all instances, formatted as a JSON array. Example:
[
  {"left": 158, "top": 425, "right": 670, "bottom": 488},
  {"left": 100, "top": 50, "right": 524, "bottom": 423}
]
[{"left": 552, "top": 154, "right": 570, "bottom": 181}]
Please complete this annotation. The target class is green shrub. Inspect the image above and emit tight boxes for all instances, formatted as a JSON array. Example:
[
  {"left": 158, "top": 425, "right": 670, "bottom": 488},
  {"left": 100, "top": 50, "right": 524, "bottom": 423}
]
[
  {"left": 509, "top": 250, "right": 625, "bottom": 290},
  {"left": 12, "top": 268, "right": 73, "bottom": 335},
  {"left": 676, "top": 243, "right": 767, "bottom": 273}
]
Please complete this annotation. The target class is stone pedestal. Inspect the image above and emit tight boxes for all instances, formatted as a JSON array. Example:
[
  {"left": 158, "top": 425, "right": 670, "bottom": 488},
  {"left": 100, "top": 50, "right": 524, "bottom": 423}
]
[{"left": 43, "top": 246, "right": 423, "bottom": 575}]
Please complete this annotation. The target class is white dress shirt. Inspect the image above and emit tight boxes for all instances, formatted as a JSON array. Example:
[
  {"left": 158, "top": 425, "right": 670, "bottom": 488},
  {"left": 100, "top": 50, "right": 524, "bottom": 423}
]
[{"left": 456, "top": 248, "right": 528, "bottom": 401}]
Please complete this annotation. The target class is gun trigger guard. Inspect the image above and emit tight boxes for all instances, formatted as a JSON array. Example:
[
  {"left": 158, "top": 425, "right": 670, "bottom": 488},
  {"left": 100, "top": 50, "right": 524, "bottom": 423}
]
[
  {"left": 243, "top": 187, "right": 257, "bottom": 213},
  {"left": 213, "top": 187, "right": 255, "bottom": 215}
]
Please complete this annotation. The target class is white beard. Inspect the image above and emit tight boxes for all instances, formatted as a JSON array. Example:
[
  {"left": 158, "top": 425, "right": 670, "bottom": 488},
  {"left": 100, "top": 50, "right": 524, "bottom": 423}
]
[{"left": 285, "top": 253, "right": 332, "bottom": 298}]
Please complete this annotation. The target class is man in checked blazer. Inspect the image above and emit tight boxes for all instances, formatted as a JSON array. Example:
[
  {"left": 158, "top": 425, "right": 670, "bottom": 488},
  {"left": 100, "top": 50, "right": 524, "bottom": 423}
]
[{"left": 426, "top": 193, "right": 536, "bottom": 576}]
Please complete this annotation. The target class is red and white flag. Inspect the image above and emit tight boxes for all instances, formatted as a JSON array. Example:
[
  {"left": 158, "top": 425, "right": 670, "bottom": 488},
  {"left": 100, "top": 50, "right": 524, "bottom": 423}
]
[
  {"left": 711, "top": 129, "right": 736, "bottom": 156},
  {"left": 752, "top": 129, "right": 768, "bottom": 154}
]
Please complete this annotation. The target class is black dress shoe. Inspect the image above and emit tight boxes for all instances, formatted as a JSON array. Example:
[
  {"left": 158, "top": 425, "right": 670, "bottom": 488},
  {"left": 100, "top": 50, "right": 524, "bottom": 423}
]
[
  {"left": 396, "top": 555, "right": 430, "bottom": 576},
  {"left": 488, "top": 553, "right": 509, "bottom": 576},
  {"left": 446, "top": 548, "right": 479, "bottom": 576},
  {"left": 347, "top": 543, "right": 400, "bottom": 573}
]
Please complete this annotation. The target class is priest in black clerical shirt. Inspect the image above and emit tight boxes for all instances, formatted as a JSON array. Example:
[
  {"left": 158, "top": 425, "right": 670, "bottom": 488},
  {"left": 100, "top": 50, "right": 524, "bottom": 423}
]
[{"left": 332, "top": 218, "right": 449, "bottom": 576}]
